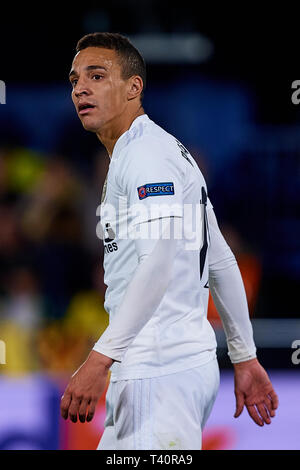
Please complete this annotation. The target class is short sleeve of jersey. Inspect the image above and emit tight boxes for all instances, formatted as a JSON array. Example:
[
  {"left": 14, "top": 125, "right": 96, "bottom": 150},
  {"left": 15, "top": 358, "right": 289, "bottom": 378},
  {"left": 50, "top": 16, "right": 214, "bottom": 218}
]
[{"left": 117, "top": 138, "right": 185, "bottom": 225}]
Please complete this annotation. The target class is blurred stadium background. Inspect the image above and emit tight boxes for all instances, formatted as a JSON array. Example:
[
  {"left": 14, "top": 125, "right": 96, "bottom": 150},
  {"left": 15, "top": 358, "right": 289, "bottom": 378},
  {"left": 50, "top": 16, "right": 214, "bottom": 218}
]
[{"left": 0, "top": 3, "right": 299, "bottom": 449}]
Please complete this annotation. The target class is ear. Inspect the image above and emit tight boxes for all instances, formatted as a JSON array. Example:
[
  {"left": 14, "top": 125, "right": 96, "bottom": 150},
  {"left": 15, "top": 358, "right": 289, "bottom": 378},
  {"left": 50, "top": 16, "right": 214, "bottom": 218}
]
[{"left": 127, "top": 75, "right": 143, "bottom": 101}]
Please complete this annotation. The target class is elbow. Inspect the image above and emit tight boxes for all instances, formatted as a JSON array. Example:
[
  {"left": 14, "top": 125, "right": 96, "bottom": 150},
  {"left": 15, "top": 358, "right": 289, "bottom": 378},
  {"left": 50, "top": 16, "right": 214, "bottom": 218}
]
[{"left": 209, "top": 252, "right": 237, "bottom": 275}]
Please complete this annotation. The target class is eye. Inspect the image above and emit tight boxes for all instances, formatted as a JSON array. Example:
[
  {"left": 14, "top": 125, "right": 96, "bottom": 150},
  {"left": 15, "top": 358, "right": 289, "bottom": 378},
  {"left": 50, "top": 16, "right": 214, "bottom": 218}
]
[
  {"left": 92, "top": 74, "right": 103, "bottom": 80},
  {"left": 71, "top": 79, "right": 78, "bottom": 88}
]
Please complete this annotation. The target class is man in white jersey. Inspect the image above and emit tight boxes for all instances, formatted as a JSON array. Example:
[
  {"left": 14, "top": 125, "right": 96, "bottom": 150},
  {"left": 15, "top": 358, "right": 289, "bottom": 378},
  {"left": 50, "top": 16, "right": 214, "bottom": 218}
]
[{"left": 61, "top": 32, "right": 279, "bottom": 450}]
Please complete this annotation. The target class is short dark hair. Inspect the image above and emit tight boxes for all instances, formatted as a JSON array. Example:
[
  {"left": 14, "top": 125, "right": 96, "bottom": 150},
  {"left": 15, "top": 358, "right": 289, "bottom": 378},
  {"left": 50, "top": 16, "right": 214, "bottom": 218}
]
[{"left": 76, "top": 32, "right": 146, "bottom": 101}]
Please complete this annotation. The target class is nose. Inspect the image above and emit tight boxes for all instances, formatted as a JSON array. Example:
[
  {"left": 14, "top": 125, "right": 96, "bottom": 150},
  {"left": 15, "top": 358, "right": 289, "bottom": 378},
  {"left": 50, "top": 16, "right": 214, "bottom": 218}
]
[
  {"left": 75, "top": 88, "right": 88, "bottom": 98},
  {"left": 74, "top": 78, "right": 90, "bottom": 98}
]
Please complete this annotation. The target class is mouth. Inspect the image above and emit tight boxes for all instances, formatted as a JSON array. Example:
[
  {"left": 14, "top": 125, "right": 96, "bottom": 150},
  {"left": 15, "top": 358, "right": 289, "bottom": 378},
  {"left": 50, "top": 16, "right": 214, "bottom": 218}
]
[{"left": 77, "top": 103, "right": 96, "bottom": 115}]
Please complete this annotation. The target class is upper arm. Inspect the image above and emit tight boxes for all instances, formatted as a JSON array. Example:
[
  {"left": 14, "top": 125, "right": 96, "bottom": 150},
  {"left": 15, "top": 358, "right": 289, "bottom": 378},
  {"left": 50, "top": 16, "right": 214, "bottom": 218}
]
[{"left": 207, "top": 204, "right": 236, "bottom": 270}]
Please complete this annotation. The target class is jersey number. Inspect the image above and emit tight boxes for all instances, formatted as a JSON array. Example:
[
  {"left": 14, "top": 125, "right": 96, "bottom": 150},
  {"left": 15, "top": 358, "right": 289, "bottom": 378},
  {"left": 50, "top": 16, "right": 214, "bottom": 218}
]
[{"left": 200, "top": 187, "right": 209, "bottom": 281}]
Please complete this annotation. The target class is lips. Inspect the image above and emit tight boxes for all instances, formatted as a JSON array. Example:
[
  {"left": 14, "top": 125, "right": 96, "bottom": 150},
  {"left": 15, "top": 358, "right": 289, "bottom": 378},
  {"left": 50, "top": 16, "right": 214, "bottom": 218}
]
[{"left": 77, "top": 102, "right": 96, "bottom": 115}]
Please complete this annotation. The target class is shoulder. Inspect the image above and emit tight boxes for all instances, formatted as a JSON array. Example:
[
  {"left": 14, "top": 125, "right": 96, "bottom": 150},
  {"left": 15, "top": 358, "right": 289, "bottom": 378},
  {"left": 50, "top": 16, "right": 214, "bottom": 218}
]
[{"left": 117, "top": 126, "right": 186, "bottom": 179}]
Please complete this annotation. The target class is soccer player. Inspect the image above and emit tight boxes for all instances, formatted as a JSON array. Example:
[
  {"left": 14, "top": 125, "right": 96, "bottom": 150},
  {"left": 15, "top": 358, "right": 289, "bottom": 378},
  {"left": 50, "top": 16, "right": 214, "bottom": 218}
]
[{"left": 60, "top": 32, "right": 279, "bottom": 450}]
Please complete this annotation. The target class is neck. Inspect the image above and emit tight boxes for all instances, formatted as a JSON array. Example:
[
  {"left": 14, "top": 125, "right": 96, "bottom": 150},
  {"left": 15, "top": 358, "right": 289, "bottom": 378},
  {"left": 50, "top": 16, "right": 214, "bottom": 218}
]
[{"left": 96, "top": 105, "right": 145, "bottom": 157}]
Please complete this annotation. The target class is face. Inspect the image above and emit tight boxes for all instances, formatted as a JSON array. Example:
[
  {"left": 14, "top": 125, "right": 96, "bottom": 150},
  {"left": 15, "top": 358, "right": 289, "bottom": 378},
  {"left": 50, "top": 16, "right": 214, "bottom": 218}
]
[{"left": 69, "top": 47, "right": 130, "bottom": 132}]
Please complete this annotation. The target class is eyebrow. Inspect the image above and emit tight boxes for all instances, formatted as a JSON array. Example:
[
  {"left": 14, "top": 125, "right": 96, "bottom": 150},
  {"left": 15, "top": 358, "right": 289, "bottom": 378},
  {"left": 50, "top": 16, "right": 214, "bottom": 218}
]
[{"left": 69, "top": 65, "right": 107, "bottom": 78}]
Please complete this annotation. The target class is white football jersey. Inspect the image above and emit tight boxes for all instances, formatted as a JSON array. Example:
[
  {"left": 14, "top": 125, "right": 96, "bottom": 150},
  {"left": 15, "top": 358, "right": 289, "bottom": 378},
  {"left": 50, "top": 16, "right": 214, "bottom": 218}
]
[{"left": 98, "top": 114, "right": 217, "bottom": 381}]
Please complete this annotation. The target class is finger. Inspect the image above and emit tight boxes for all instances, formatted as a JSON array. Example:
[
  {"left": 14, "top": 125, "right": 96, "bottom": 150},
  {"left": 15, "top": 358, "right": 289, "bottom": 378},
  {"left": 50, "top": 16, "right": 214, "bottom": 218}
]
[
  {"left": 268, "top": 390, "right": 279, "bottom": 410},
  {"left": 68, "top": 397, "right": 81, "bottom": 423},
  {"left": 78, "top": 398, "right": 89, "bottom": 423},
  {"left": 60, "top": 392, "right": 72, "bottom": 420},
  {"left": 256, "top": 402, "right": 271, "bottom": 425},
  {"left": 246, "top": 404, "right": 264, "bottom": 426},
  {"left": 264, "top": 396, "right": 276, "bottom": 418},
  {"left": 234, "top": 392, "right": 245, "bottom": 418},
  {"left": 86, "top": 399, "right": 97, "bottom": 422}
]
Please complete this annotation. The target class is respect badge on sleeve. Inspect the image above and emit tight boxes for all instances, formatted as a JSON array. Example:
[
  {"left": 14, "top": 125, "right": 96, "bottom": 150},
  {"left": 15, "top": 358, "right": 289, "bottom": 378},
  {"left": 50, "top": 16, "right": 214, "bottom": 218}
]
[{"left": 137, "top": 182, "right": 174, "bottom": 200}]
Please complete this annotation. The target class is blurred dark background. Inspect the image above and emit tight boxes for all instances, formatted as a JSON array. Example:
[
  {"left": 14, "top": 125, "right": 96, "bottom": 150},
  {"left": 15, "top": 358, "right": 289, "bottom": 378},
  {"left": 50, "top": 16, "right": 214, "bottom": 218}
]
[{"left": 0, "top": 3, "right": 299, "bottom": 450}]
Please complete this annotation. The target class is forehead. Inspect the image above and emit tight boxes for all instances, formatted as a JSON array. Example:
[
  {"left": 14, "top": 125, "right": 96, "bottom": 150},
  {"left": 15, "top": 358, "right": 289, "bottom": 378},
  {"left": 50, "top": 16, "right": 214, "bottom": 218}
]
[{"left": 71, "top": 47, "right": 120, "bottom": 73}]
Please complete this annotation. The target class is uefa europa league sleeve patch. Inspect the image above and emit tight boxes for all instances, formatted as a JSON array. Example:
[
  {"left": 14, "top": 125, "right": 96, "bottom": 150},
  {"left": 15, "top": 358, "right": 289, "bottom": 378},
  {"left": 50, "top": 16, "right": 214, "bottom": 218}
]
[{"left": 137, "top": 182, "right": 175, "bottom": 200}]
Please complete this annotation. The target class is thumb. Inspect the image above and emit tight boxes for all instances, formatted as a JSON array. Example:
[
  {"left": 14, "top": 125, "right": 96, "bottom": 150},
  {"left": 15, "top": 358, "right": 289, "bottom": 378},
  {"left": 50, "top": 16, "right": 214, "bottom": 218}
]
[{"left": 234, "top": 391, "right": 244, "bottom": 418}]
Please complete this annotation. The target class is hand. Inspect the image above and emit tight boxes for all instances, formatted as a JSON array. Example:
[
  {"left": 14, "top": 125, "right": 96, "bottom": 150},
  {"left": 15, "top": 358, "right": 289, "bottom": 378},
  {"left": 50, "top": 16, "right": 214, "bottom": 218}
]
[
  {"left": 233, "top": 358, "right": 279, "bottom": 426},
  {"left": 60, "top": 350, "right": 113, "bottom": 423}
]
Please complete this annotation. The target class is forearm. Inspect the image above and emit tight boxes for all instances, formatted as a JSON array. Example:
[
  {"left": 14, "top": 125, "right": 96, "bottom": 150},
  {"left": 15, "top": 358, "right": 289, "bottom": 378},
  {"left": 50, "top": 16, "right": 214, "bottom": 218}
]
[
  {"left": 209, "top": 262, "right": 257, "bottom": 363},
  {"left": 207, "top": 207, "right": 257, "bottom": 363},
  {"left": 93, "top": 217, "right": 178, "bottom": 362}
]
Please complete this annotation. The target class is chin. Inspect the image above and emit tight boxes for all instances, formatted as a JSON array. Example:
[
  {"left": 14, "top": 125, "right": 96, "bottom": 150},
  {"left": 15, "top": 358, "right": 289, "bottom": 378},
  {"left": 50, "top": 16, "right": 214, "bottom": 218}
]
[
  {"left": 80, "top": 114, "right": 105, "bottom": 133},
  {"left": 82, "top": 123, "right": 98, "bottom": 132},
  {"left": 81, "top": 119, "right": 101, "bottom": 133}
]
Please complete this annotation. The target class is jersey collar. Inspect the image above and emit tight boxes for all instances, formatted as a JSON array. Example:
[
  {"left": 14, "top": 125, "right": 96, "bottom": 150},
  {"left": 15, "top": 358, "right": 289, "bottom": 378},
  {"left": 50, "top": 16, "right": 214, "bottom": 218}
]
[{"left": 111, "top": 113, "right": 150, "bottom": 160}]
